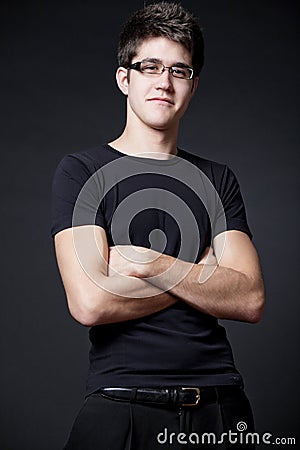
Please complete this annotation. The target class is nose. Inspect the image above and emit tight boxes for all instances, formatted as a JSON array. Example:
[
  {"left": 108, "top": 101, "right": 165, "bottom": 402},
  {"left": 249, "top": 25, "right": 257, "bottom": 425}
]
[{"left": 155, "top": 68, "right": 173, "bottom": 91}]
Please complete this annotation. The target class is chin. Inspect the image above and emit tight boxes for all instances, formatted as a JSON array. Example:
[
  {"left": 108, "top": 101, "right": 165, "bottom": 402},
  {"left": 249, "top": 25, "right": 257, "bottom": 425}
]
[
  {"left": 143, "top": 117, "right": 177, "bottom": 131},
  {"left": 145, "top": 123, "right": 172, "bottom": 132},
  {"left": 152, "top": 124, "right": 172, "bottom": 131}
]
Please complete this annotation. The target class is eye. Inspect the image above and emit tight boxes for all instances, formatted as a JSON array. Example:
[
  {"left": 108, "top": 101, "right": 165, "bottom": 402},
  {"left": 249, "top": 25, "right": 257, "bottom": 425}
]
[
  {"left": 141, "top": 63, "right": 160, "bottom": 73},
  {"left": 172, "top": 67, "right": 188, "bottom": 77}
]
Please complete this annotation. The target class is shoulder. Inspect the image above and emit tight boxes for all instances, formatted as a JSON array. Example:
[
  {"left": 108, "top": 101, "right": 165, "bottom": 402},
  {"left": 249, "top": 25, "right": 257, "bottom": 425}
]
[
  {"left": 178, "top": 148, "right": 237, "bottom": 190},
  {"left": 53, "top": 144, "right": 120, "bottom": 185},
  {"left": 55, "top": 145, "right": 112, "bottom": 173}
]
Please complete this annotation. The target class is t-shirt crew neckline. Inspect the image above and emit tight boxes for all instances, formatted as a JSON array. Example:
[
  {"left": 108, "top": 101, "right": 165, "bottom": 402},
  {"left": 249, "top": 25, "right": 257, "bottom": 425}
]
[{"left": 103, "top": 143, "right": 182, "bottom": 166}]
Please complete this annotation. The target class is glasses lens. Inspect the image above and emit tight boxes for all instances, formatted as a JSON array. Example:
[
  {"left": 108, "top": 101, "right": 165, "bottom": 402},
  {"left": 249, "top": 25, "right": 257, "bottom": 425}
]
[
  {"left": 140, "top": 61, "right": 163, "bottom": 74},
  {"left": 172, "top": 67, "right": 193, "bottom": 79}
]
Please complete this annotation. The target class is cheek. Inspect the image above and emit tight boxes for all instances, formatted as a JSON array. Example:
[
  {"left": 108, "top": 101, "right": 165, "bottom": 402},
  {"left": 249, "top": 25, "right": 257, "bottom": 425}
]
[
  {"left": 128, "top": 94, "right": 143, "bottom": 117},
  {"left": 128, "top": 81, "right": 144, "bottom": 102},
  {"left": 127, "top": 82, "right": 153, "bottom": 114},
  {"left": 178, "top": 89, "right": 192, "bottom": 109}
]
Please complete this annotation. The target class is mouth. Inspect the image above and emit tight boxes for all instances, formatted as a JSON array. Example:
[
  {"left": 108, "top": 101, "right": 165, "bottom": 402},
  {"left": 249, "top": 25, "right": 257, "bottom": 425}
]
[{"left": 147, "top": 97, "right": 174, "bottom": 105}]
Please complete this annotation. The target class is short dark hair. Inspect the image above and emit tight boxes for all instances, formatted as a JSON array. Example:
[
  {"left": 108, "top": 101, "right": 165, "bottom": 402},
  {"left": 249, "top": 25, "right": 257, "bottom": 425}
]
[{"left": 118, "top": 2, "right": 204, "bottom": 76}]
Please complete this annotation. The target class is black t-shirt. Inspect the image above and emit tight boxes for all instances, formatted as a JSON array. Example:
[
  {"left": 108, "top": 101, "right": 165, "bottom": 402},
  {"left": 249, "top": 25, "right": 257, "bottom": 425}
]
[{"left": 51, "top": 144, "right": 252, "bottom": 394}]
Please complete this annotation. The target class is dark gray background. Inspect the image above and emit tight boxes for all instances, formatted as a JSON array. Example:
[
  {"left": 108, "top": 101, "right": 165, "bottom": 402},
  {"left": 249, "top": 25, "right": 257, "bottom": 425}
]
[{"left": 1, "top": 0, "right": 299, "bottom": 448}]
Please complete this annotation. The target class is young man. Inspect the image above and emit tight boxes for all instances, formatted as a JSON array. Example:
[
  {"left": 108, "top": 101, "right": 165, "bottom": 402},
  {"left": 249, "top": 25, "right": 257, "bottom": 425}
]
[{"left": 51, "top": 3, "right": 265, "bottom": 449}]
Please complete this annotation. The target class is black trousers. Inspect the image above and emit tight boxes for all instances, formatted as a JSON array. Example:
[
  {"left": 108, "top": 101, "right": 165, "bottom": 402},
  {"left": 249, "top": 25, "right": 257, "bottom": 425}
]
[{"left": 64, "top": 387, "right": 255, "bottom": 449}]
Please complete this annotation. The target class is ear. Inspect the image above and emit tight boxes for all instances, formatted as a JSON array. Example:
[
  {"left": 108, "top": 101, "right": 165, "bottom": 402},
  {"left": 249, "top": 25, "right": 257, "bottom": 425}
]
[
  {"left": 190, "top": 76, "right": 199, "bottom": 96},
  {"left": 116, "top": 67, "right": 129, "bottom": 96}
]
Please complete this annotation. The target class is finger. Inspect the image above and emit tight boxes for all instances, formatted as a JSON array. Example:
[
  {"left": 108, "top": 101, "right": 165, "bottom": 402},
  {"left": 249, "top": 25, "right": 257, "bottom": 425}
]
[{"left": 198, "top": 246, "right": 212, "bottom": 264}]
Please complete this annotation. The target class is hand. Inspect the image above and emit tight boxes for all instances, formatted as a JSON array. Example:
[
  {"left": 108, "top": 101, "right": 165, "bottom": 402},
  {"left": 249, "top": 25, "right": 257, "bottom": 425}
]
[
  {"left": 197, "top": 246, "right": 218, "bottom": 283},
  {"left": 197, "top": 246, "right": 218, "bottom": 266},
  {"left": 108, "top": 245, "right": 159, "bottom": 278}
]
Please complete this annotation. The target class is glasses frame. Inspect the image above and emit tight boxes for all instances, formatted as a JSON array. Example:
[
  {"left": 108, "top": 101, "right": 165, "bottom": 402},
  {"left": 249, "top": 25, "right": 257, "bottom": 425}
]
[{"left": 128, "top": 60, "right": 194, "bottom": 80}]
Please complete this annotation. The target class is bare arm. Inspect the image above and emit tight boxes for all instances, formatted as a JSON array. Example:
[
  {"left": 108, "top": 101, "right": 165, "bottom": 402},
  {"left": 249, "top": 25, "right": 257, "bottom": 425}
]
[
  {"left": 109, "top": 231, "right": 265, "bottom": 323},
  {"left": 54, "top": 225, "right": 177, "bottom": 326}
]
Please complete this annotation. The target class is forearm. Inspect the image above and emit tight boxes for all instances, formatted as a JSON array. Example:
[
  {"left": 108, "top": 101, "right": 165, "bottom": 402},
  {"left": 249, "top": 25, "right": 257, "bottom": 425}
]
[
  {"left": 74, "top": 272, "right": 177, "bottom": 326},
  {"left": 136, "top": 254, "right": 264, "bottom": 323}
]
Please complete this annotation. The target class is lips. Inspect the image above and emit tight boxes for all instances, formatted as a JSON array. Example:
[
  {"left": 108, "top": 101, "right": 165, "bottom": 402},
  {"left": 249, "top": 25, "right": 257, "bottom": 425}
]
[{"left": 147, "top": 97, "right": 174, "bottom": 105}]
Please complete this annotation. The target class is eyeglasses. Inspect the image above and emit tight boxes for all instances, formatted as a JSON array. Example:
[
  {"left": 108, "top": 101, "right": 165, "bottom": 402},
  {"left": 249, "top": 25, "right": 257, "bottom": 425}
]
[{"left": 128, "top": 59, "right": 194, "bottom": 80}]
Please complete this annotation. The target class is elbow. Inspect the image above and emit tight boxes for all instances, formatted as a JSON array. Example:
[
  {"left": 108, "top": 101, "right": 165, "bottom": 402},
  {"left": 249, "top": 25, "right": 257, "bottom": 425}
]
[
  {"left": 71, "top": 309, "right": 97, "bottom": 327},
  {"left": 67, "top": 293, "right": 109, "bottom": 327},
  {"left": 245, "top": 284, "right": 265, "bottom": 324},
  {"left": 68, "top": 304, "right": 99, "bottom": 327}
]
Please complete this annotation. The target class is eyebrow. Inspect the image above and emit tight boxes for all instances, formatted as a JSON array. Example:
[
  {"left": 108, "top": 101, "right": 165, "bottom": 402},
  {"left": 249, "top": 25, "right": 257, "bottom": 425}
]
[{"left": 142, "top": 57, "right": 191, "bottom": 68}]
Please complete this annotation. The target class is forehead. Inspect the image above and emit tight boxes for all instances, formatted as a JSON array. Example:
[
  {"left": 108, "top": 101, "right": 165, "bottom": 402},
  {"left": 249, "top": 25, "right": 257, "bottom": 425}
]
[{"left": 135, "top": 37, "right": 192, "bottom": 66}]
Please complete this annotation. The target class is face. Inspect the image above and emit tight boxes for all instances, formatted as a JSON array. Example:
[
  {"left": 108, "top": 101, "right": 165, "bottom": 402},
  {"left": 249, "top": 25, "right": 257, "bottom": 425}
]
[{"left": 116, "top": 37, "right": 198, "bottom": 132}]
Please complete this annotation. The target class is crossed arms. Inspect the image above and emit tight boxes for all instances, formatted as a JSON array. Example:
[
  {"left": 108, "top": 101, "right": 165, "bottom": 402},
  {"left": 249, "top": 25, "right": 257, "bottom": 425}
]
[{"left": 54, "top": 225, "right": 265, "bottom": 326}]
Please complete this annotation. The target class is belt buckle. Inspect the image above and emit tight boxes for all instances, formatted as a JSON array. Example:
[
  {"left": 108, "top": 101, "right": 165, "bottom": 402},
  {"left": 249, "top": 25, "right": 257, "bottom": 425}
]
[{"left": 181, "top": 387, "right": 201, "bottom": 406}]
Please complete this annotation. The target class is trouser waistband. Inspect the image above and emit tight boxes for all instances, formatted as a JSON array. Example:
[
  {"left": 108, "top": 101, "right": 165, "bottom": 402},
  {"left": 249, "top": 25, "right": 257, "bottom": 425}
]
[{"left": 96, "top": 385, "right": 243, "bottom": 407}]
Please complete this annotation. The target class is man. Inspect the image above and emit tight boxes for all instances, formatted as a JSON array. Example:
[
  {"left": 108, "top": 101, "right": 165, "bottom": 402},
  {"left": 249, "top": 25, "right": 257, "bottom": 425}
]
[{"left": 51, "top": 2, "right": 265, "bottom": 449}]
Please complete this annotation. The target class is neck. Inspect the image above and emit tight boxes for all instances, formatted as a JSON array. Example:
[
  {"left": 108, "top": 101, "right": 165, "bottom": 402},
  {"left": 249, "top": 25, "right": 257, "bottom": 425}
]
[{"left": 109, "top": 115, "right": 179, "bottom": 160}]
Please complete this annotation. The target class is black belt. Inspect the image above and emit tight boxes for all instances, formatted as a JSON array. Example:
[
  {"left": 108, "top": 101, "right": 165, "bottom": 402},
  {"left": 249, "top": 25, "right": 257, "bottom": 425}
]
[{"left": 97, "top": 386, "right": 242, "bottom": 407}]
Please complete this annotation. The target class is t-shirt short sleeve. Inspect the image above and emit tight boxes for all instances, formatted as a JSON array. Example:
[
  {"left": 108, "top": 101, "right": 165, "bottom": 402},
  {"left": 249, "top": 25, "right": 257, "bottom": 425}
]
[
  {"left": 213, "top": 165, "right": 252, "bottom": 240},
  {"left": 51, "top": 154, "right": 107, "bottom": 238}
]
